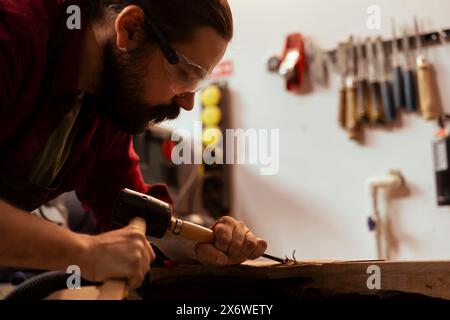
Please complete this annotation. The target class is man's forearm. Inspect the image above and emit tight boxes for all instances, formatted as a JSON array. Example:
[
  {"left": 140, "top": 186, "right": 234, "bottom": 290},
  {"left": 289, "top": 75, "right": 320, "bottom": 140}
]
[{"left": 0, "top": 199, "right": 88, "bottom": 272}]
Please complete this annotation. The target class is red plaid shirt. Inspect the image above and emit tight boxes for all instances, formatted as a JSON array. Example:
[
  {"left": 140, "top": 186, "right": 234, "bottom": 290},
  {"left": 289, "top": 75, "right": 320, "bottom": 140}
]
[{"left": 0, "top": 0, "right": 172, "bottom": 230}]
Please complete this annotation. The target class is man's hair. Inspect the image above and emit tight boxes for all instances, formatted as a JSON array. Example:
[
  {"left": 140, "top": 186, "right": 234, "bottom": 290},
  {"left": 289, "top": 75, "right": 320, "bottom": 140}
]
[{"left": 88, "top": 0, "right": 233, "bottom": 43}]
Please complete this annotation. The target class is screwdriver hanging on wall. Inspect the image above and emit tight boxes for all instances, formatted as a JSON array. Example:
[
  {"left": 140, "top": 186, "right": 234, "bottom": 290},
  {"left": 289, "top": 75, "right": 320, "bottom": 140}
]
[
  {"left": 414, "top": 16, "right": 440, "bottom": 120},
  {"left": 391, "top": 19, "right": 405, "bottom": 110},
  {"left": 366, "top": 38, "right": 384, "bottom": 124},
  {"left": 345, "top": 36, "right": 359, "bottom": 140},
  {"left": 337, "top": 42, "right": 348, "bottom": 129},
  {"left": 376, "top": 36, "right": 396, "bottom": 123},
  {"left": 402, "top": 28, "right": 418, "bottom": 113},
  {"left": 355, "top": 37, "right": 370, "bottom": 123}
]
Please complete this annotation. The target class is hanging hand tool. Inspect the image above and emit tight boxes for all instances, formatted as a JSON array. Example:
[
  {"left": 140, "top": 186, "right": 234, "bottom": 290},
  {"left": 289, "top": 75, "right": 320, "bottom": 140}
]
[
  {"left": 376, "top": 36, "right": 396, "bottom": 123},
  {"left": 355, "top": 37, "right": 370, "bottom": 123},
  {"left": 402, "top": 28, "right": 418, "bottom": 113},
  {"left": 336, "top": 42, "right": 348, "bottom": 129},
  {"left": 345, "top": 36, "right": 359, "bottom": 139},
  {"left": 308, "top": 41, "right": 329, "bottom": 87},
  {"left": 366, "top": 38, "right": 384, "bottom": 124},
  {"left": 414, "top": 16, "right": 439, "bottom": 120},
  {"left": 391, "top": 19, "right": 405, "bottom": 110},
  {"left": 278, "top": 33, "right": 306, "bottom": 93}
]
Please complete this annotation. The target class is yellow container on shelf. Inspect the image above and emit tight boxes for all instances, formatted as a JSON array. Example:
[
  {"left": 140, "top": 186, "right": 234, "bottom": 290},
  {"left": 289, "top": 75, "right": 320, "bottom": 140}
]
[
  {"left": 200, "top": 85, "right": 222, "bottom": 107},
  {"left": 201, "top": 105, "right": 222, "bottom": 127}
]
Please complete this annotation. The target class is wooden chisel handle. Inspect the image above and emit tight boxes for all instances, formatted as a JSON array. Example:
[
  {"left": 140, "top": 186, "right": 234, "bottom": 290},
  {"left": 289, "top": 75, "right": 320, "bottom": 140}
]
[
  {"left": 338, "top": 84, "right": 347, "bottom": 128},
  {"left": 369, "top": 81, "right": 383, "bottom": 124},
  {"left": 356, "top": 80, "right": 370, "bottom": 123},
  {"left": 417, "top": 60, "right": 439, "bottom": 120},
  {"left": 98, "top": 217, "right": 146, "bottom": 300},
  {"left": 345, "top": 84, "right": 358, "bottom": 139},
  {"left": 169, "top": 217, "right": 215, "bottom": 243},
  {"left": 169, "top": 218, "right": 289, "bottom": 264}
]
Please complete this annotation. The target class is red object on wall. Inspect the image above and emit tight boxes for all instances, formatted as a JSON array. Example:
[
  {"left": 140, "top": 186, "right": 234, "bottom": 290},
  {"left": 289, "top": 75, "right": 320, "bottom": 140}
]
[
  {"left": 211, "top": 60, "right": 234, "bottom": 79},
  {"left": 279, "top": 33, "right": 306, "bottom": 93}
]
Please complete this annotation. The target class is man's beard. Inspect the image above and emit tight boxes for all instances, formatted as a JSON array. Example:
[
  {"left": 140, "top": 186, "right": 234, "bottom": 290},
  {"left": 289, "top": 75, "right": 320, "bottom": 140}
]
[{"left": 96, "top": 41, "right": 181, "bottom": 135}]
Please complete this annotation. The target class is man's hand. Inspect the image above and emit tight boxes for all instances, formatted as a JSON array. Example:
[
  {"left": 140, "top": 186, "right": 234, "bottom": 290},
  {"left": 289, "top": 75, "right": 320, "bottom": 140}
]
[
  {"left": 194, "top": 216, "right": 267, "bottom": 266},
  {"left": 80, "top": 224, "right": 155, "bottom": 290},
  {"left": 0, "top": 199, "right": 154, "bottom": 290}
]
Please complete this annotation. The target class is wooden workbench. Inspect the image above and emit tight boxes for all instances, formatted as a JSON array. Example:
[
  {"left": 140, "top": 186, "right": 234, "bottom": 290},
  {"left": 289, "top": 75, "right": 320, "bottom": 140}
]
[
  {"left": 46, "top": 259, "right": 450, "bottom": 300},
  {"left": 143, "top": 260, "right": 450, "bottom": 301}
]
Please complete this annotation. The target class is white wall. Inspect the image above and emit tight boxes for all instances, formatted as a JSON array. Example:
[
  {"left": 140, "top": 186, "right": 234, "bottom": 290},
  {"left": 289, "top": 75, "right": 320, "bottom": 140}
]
[{"left": 164, "top": 0, "right": 450, "bottom": 261}]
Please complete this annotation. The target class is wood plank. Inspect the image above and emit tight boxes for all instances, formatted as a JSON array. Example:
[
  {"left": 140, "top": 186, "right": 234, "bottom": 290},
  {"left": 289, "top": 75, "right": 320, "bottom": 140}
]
[
  {"left": 147, "top": 260, "right": 450, "bottom": 300},
  {"left": 46, "top": 259, "right": 450, "bottom": 300}
]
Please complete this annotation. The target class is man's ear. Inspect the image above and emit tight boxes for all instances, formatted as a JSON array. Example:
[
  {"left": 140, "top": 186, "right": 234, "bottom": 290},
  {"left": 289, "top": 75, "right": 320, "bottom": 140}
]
[{"left": 114, "top": 5, "right": 146, "bottom": 52}]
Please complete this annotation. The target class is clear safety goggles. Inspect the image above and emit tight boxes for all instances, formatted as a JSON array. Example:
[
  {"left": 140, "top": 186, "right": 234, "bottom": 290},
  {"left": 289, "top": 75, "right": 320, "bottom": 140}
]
[
  {"left": 143, "top": 12, "right": 211, "bottom": 96},
  {"left": 164, "top": 50, "right": 211, "bottom": 96}
]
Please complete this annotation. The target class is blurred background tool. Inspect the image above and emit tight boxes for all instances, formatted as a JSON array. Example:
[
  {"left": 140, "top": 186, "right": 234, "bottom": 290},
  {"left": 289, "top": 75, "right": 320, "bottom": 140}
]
[
  {"left": 433, "top": 114, "right": 450, "bottom": 206},
  {"left": 414, "top": 16, "right": 440, "bottom": 120},
  {"left": 366, "top": 38, "right": 384, "bottom": 124},
  {"left": 366, "top": 170, "right": 406, "bottom": 260},
  {"left": 403, "top": 28, "right": 419, "bottom": 113},
  {"left": 278, "top": 33, "right": 306, "bottom": 93},
  {"left": 307, "top": 40, "right": 329, "bottom": 88},
  {"left": 337, "top": 42, "right": 348, "bottom": 129},
  {"left": 345, "top": 36, "right": 359, "bottom": 140},
  {"left": 391, "top": 19, "right": 406, "bottom": 110},
  {"left": 376, "top": 36, "right": 396, "bottom": 123},
  {"left": 356, "top": 37, "right": 370, "bottom": 123}
]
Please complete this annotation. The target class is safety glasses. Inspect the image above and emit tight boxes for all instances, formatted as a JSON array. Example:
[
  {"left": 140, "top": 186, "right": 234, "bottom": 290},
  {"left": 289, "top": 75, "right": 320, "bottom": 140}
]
[{"left": 144, "top": 13, "right": 211, "bottom": 96}]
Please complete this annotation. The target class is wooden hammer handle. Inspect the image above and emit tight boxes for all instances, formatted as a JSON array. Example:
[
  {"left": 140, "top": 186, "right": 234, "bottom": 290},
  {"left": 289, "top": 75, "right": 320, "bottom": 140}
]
[{"left": 98, "top": 217, "right": 147, "bottom": 300}]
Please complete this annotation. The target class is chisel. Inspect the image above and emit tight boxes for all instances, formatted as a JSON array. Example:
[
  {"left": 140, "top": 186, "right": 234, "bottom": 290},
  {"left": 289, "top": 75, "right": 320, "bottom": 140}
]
[
  {"left": 402, "top": 28, "right": 418, "bottom": 113},
  {"left": 337, "top": 42, "right": 347, "bottom": 129},
  {"left": 366, "top": 38, "right": 384, "bottom": 124},
  {"left": 345, "top": 36, "right": 359, "bottom": 139},
  {"left": 414, "top": 16, "right": 439, "bottom": 120},
  {"left": 355, "top": 37, "right": 370, "bottom": 123},
  {"left": 376, "top": 36, "right": 396, "bottom": 123},
  {"left": 113, "top": 189, "right": 292, "bottom": 265},
  {"left": 391, "top": 19, "right": 405, "bottom": 110}
]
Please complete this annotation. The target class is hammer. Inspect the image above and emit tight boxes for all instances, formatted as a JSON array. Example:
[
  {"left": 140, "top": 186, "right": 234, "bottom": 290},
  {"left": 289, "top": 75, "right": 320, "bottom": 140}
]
[
  {"left": 99, "top": 188, "right": 287, "bottom": 299},
  {"left": 111, "top": 188, "right": 215, "bottom": 242}
]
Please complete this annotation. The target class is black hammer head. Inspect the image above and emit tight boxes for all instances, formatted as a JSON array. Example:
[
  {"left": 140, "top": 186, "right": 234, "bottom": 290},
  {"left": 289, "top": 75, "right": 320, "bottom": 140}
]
[{"left": 112, "top": 188, "right": 172, "bottom": 238}]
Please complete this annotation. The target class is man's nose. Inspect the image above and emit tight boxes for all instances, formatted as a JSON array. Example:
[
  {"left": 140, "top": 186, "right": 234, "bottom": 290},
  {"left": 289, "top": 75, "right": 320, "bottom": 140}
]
[{"left": 173, "top": 93, "right": 195, "bottom": 111}]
